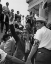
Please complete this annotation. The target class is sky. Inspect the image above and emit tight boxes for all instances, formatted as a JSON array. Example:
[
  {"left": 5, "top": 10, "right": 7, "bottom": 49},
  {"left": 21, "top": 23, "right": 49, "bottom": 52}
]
[{"left": 1, "top": 0, "right": 29, "bottom": 16}]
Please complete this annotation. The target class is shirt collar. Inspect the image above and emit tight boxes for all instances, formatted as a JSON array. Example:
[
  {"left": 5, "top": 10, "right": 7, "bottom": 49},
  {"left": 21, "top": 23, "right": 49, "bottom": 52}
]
[
  {"left": 36, "top": 26, "right": 46, "bottom": 32},
  {"left": 41, "top": 26, "right": 46, "bottom": 29}
]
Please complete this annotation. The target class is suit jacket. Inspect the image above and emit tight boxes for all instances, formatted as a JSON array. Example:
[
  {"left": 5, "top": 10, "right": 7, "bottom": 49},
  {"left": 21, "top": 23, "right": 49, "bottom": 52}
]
[
  {"left": 0, "top": 3, "right": 3, "bottom": 21},
  {"left": 5, "top": 15, "right": 9, "bottom": 23},
  {"left": 0, "top": 4, "right": 2, "bottom": 13},
  {"left": 10, "top": 24, "right": 25, "bottom": 60}
]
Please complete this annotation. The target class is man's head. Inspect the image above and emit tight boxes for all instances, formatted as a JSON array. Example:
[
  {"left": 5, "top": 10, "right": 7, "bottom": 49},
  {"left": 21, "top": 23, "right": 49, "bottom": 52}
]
[
  {"left": 6, "top": 2, "right": 9, "bottom": 7},
  {"left": 35, "top": 17, "right": 46, "bottom": 30},
  {"left": 22, "top": 29, "right": 29, "bottom": 40},
  {"left": 11, "top": 9, "right": 14, "bottom": 13},
  {"left": 1, "top": 34, "right": 10, "bottom": 42},
  {"left": 26, "top": 22, "right": 31, "bottom": 30},
  {"left": 17, "top": 11, "right": 19, "bottom": 14}
]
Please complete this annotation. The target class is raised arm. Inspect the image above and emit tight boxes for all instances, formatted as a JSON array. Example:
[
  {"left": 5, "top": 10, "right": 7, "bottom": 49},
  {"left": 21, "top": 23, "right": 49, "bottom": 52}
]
[
  {"left": 9, "top": 16, "right": 20, "bottom": 43},
  {"left": 10, "top": 24, "right": 20, "bottom": 42}
]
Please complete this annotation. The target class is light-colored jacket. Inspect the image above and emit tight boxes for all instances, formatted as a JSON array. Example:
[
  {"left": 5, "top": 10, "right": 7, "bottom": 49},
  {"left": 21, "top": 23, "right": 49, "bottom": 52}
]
[{"left": 4, "top": 37, "right": 16, "bottom": 56}]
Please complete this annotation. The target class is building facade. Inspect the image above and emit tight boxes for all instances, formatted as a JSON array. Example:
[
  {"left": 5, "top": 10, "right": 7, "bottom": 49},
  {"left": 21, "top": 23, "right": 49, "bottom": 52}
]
[{"left": 26, "top": 0, "right": 51, "bottom": 24}]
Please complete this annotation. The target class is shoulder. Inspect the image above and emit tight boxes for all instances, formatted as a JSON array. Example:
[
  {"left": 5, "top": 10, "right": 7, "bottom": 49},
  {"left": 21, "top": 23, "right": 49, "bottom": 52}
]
[
  {"left": 5, "top": 40, "right": 12, "bottom": 46},
  {"left": 36, "top": 29, "right": 43, "bottom": 35},
  {"left": 34, "top": 28, "right": 44, "bottom": 41},
  {"left": 36, "top": 26, "right": 46, "bottom": 35}
]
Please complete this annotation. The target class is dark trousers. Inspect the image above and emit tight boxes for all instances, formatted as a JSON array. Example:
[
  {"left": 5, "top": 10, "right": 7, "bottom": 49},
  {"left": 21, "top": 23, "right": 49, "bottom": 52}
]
[
  {"left": 5, "top": 23, "right": 9, "bottom": 33},
  {"left": 35, "top": 47, "right": 51, "bottom": 64},
  {"left": 1, "top": 20, "right": 4, "bottom": 32},
  {"left": 0, "top": 13, "right": 4, "bottom": 32},
  {"left": 5, "top": 15, "right": 9, "bottom": 33},
  {"left": 13, "top": 48, "right": 24, "bottom": 60}
]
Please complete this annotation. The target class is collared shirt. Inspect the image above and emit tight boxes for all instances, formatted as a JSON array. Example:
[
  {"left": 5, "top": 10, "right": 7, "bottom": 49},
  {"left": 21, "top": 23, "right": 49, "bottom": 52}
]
[
  {"left": 0, "top": 49, "right": 7, "bottom": 63},
  {"left": 0, "top": 41, "right": 5, "bottom": 50},
  {"left": 4, "top": 37, "right": 16, "bottom": 55},
  {"left": 34, "top": 26, "right": 51, "bottom": 50}
]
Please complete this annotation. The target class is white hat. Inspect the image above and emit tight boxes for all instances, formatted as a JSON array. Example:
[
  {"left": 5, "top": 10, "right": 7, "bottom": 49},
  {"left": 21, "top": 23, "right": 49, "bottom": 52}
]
[{"left": 35, "top": 16, "right": 46, "bottom": 23}]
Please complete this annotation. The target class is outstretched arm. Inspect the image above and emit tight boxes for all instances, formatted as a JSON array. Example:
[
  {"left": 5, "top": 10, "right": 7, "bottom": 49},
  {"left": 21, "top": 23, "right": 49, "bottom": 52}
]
[
  {"left": 10, "top": 24, "right": 20, "bottom": 42},
  {"left": 9, "top": 16, "right": 20, "bottom": 43},
  {"left": 26, "top": 39, "right": 40, "bottom": 61}
]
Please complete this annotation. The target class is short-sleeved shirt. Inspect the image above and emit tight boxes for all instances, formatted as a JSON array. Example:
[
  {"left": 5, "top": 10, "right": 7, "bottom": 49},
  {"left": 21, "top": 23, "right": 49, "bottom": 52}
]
[
  {"left": 34, "top": 26, "right": 51, "bottom": 50},
  {"left": 0, "top": 49, "right": 7, "bottom": 62}
]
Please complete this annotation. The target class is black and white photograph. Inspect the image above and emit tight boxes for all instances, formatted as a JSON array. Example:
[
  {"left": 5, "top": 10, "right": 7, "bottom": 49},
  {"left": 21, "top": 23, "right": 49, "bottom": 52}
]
[{"left": 0, "top": 0, "right": 51, "bottom": 64}]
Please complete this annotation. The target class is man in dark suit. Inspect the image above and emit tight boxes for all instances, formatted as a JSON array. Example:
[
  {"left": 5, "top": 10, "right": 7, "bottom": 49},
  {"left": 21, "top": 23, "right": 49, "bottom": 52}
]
[
  {"left": 4, "top": 2, "right": 10, "bottom": 34},
  {"left": 0, "top": 0, "right": 4, "bottom": 33},
  {"left": 9, "top": 16, "right": 25, "bottom": 61},
  {"left": 15, "top": 11, "right": 21, "bottom": 22},
  {"left": 0, "top": 0, "right": 2, "bottom": 13}
]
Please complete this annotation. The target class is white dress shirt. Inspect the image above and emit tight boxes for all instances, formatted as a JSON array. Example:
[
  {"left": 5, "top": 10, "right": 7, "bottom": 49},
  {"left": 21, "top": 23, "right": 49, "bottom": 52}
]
[{"left": 34, "top": 26, "right": 51, "bottom": 50}]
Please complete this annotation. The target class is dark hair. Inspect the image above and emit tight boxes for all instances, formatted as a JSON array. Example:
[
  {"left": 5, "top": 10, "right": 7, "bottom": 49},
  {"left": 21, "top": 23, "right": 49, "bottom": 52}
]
[
  {"left": 2, "top": 34, "right": 10, "bottom": 41},
  {"left": 15, "top": 24, "right": 19, "bottom": 29},
  {"left": 36, "top": 20, "right": 46, "bottom": 26},
  {"left": 17, "top": 11, "right": 19, "bottom": 14}
]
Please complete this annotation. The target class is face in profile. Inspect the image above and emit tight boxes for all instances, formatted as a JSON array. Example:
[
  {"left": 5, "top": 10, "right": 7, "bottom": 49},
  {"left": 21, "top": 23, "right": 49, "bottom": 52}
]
[{"left": 25, "top": 23, "right": 30, "bottom": 30}]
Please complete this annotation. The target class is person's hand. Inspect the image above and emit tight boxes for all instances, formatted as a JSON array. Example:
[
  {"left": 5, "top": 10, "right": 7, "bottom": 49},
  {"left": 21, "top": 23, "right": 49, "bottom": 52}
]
[{"left": 0, "top": 49, "right": 7, "bottom": 63}]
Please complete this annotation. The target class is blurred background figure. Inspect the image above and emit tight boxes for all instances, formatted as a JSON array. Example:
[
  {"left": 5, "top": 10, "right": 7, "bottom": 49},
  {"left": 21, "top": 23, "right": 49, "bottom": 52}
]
[
  {"left": 3, "top": 2, "right": 10, "bottom": 34},
  {"left": 15, "top": 11, "right": 21, "bottom": 22},
  {"left": 10, "top": 9, "right": 15, "bottom": 22},
  {"left": 21, "top": 15, "right": 26, "bottom": 29},
  {"left": 0, "top": 0, "right": 4, "bottom": 33}
]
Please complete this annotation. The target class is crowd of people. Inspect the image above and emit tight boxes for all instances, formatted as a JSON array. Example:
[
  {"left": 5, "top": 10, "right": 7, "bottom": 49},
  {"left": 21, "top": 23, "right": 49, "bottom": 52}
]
[
  {"left": 0, "top": 0, "right": 51, "bottom": 64},
  {"left": 0, "top": 0, "right": 35, "bottom": 64}
]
